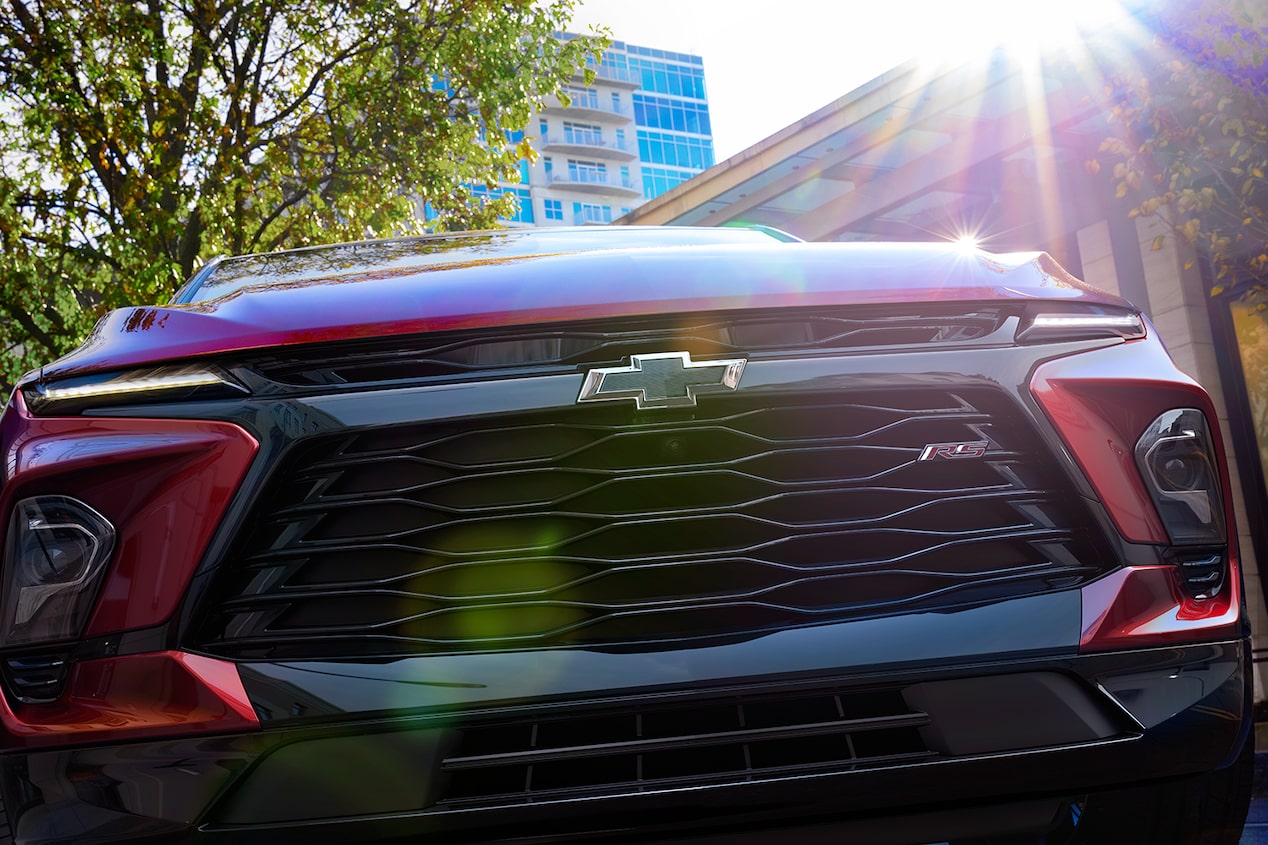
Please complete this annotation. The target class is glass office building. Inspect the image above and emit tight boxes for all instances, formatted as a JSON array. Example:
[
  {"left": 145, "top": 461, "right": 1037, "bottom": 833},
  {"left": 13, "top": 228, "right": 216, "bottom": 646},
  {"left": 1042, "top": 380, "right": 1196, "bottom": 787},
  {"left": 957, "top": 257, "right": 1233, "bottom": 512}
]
[{"left": 511, "top": 37, "right": 715, "bottom": 227}]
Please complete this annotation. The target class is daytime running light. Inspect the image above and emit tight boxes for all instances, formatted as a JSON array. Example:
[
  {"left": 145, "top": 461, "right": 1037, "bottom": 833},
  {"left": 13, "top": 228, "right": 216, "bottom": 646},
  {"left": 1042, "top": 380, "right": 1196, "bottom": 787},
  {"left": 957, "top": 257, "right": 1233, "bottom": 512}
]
[
  {"left": 40, "top": 371, "right": 229, "bottom": 402},
  {"left": 1029, "top": 314, "right": 1143, "bottom": 331}
]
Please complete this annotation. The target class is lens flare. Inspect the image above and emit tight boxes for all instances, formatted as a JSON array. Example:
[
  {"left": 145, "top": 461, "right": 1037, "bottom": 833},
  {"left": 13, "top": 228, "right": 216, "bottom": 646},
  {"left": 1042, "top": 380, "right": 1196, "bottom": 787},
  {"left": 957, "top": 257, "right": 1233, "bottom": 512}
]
[{"left": 913, "top": 0, "right": 1135, "bottom": 66}]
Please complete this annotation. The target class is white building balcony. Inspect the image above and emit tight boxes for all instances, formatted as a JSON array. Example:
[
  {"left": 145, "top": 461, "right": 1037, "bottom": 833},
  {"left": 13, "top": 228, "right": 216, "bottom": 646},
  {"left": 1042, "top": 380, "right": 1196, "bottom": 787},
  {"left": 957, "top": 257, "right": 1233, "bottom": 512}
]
[
  {"left": 540, "top": 131, "right": 638, "bottom": 161},
  {"left": 541, "top": 97, "right": 634, "bottom": 124},
  {"left": 573, "top": 63, "right": 640, "bottom": 90},
  {"left": 547, "top": 170, "right": 642, "bottom": 197}
]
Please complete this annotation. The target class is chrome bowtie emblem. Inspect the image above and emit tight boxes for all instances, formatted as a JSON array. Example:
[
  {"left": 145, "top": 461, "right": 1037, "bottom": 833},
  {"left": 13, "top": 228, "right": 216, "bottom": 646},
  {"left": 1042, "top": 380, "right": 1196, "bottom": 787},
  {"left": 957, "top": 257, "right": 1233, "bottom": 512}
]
[{"left": 577, "top": 352, "right": 746, "bottom": 410}]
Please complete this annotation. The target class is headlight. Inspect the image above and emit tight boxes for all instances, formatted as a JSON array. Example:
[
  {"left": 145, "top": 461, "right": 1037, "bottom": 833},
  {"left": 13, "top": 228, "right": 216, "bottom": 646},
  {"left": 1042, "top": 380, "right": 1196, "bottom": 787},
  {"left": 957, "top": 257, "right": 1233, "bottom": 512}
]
[
  {"left": 1135, "top": 408, "right": 1229, "bottom": 600},
  {"left": 1, "top": 496, "right": 116, "bottom": 645},
  {"left": 1135, "top": 409, "right": 1225, "bottom": 546}
]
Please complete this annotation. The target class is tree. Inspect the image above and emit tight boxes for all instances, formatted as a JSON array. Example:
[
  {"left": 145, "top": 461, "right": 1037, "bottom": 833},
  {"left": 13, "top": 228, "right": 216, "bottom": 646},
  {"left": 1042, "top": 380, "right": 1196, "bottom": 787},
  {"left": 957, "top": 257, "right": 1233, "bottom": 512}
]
[
  {"left": 0, "top": 0, "right": 605, "bottom": 382},
  {"left": 1093, "top": 0, "right": 1267, "bottom": 295}
]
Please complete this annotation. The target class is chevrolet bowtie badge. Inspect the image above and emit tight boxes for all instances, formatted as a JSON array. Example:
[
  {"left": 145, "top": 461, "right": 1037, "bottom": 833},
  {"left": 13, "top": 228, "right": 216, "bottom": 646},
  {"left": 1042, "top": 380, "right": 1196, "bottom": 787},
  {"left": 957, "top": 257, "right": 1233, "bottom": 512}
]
[{"left": 577, "top": 351, "right": 746, "bottom": 410}]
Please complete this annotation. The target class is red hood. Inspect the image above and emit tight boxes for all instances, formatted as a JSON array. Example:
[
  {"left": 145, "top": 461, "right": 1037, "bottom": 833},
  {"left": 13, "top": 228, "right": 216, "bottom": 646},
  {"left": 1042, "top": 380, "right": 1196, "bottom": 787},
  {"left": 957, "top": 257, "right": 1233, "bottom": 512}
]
[{"left": 34, "top": 242, "right": 1127, "bottom": 382}]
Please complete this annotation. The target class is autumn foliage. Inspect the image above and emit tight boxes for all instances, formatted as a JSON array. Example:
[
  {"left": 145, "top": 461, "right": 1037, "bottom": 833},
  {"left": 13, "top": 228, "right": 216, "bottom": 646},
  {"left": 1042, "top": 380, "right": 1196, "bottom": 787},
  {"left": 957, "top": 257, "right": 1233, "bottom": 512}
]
[{"left": 1094, "top": 0, "right": 1267, "bottom": 295}]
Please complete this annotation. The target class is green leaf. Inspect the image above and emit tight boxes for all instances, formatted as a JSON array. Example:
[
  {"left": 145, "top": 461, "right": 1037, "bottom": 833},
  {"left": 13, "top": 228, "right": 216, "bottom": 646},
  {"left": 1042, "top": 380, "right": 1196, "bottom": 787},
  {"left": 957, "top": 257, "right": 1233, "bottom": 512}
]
[{"left": 0, "top": 0, "right": 608, "bottom": 381}]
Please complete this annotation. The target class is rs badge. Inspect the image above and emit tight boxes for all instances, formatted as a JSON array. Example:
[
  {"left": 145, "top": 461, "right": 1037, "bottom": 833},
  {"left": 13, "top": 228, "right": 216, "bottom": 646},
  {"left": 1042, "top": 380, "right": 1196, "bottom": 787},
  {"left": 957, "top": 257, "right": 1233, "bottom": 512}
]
[
  {"left": 578, "top": 351, "right": 746, "bottom": 410},
  {"left": 918, "top": 441, "right": 990, "bottom": 461}
]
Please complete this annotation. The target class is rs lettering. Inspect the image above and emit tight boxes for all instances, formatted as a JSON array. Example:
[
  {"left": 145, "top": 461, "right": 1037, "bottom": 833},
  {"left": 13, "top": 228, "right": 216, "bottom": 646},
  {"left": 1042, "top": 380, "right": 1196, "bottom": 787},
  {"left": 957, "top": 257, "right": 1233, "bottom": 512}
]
[{"left": 918, "top": 441, "right": 989, "bottom": 461}]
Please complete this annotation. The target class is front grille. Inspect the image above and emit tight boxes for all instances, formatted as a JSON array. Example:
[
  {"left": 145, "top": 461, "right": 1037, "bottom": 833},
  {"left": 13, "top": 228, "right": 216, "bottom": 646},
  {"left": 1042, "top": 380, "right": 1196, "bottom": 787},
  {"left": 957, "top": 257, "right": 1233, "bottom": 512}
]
[
  {"left": 440, "top": 683, "right": 931, "bottom": 807},
  {"left": 197, "top": 387, "right": 1114, "bottom": 659},
  {"left": 243, "top": 307, "right": 1009, "bottom": 388}
]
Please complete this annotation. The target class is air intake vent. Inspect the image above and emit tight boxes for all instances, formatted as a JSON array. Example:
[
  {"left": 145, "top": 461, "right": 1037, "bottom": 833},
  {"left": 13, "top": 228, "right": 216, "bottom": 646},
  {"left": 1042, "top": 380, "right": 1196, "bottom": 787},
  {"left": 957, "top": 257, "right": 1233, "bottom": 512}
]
[
  {"left": 4, "top": 654, "right": 69, "bottom": 704},
  {"left": 1174, "top": 551, "right": 1226, "bottom": 599}
]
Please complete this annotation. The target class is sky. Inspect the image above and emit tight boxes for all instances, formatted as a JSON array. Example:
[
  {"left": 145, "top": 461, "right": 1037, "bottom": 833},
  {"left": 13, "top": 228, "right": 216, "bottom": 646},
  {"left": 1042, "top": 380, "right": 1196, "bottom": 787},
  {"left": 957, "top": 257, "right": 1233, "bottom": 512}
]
[{"left": 566, "top": 0, "right": 1133, "bottom": 162}]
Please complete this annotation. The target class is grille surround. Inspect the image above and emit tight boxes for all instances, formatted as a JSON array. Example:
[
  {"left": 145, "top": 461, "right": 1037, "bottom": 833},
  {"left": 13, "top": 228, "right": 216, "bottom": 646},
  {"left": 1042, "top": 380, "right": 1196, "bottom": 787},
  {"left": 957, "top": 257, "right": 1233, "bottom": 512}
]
[{"left": 196, "top": 385, "right": 1115, "bottom": 659}]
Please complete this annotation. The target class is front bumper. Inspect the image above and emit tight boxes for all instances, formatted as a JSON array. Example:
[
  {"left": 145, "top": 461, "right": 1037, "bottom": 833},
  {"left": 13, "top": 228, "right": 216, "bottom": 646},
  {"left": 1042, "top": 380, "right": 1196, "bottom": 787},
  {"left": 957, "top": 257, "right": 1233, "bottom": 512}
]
[{"left": 0, "top": 636, "right": 1250, "bottom": 845}]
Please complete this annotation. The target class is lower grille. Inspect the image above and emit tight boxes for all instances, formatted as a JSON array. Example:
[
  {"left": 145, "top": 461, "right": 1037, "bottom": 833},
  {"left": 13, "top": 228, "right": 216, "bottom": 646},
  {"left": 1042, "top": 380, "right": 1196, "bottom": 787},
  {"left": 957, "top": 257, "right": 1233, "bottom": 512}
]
[
  {"left": 441, "top": 684, "right": 931, "bottom": 807},
  {"left": 197, "top": 387, "right": 1115, "bottom": 658}
]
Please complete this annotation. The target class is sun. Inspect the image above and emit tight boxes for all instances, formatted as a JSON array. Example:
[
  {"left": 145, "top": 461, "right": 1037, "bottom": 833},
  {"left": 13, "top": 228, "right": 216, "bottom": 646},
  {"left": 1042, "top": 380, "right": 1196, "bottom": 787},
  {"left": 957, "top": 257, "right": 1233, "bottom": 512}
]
[{"left": 909, "top": 0, "right": 1138, "bottom": 66}]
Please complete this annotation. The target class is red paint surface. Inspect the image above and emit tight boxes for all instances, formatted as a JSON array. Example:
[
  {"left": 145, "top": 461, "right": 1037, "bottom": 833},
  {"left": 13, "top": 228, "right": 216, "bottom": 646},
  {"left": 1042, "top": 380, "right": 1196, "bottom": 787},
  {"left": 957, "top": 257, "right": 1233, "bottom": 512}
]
[
  {"left": 1029, "top": 331, "right": 1244, "bottom": 650},
  {"left": 1029, "top": 336, "right": 1217, "bottom": 544},
  {"left": 0, "top": 651, "right": 258, "bottom": 749},
  {"left": 0, "top": 392, "right": 258, "bottom": 635},
  {"left": 1080, "top": 564, "right": 1240, "bottom": 651}
]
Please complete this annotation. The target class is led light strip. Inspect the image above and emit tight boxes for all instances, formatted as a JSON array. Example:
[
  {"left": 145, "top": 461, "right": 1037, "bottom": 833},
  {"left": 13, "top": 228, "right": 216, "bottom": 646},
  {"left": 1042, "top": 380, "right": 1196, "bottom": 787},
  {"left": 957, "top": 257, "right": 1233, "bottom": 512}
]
[
  {"left": 40, "top": 371, "right": 229, "bottom": 402},
  {"left": 1029, "top": 314, "right": 1144, "bottom": 331}
]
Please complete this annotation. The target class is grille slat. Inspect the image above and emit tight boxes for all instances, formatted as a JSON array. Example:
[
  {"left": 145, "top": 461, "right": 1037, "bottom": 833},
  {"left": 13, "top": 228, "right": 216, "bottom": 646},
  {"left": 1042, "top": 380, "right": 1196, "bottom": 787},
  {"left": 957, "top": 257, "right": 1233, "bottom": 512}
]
[
  {"left": 208, "top": 562, "right": 1097, "bottom": 651},
  {"left": 262, "top": 484, "right": 1028, "bottom": 528},
  {"left": 198, "top": 389, "right": 1114, "bottom": 658},
  {"left": 216, "top": 561, "right": 1082, "bottom": 612},
  {"left": 225, "top": 528, "right": 1078, "bottom": 597},
  {"left": 282, "top": 448, "right": 1021, "bottom": 510}
]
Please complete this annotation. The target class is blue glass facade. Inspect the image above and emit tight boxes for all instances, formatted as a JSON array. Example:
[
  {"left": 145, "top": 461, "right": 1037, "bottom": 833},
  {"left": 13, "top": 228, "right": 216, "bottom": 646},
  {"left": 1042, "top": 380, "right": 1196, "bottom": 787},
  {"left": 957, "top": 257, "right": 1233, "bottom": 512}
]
[
  {"left": 638, "top": 131, "right": 715, "bottom": 172},
  {"left": 625, "top": 45, "right": 713, "bottom": 205},
  {"left": 509, "top": 35, "right": 713, "bottom": 226},
  {"left": 641, "top": 166, "right": 697, "bottom": 201},
  {"left": 633, "top": 95, "right": 711, "bottom": 135},
  {"left": 467, "top": 186, "right": 534, "bottom": 224},
  {"left": 628, "top": 56, "right": 707, "bottom": 100}
]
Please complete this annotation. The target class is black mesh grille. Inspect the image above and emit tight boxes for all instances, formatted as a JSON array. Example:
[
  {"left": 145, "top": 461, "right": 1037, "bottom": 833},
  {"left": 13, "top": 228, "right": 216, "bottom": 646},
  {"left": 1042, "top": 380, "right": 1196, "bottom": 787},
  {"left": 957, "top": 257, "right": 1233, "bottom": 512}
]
[
  {"left": 244, "top": 307, "right": 1008, "bottom": 387},
  {"left": 440, "top": 684, "right": 930, "bottom": 807},
  {"left": 196, "top": 387, "right": 1113, "bottom": 659}
]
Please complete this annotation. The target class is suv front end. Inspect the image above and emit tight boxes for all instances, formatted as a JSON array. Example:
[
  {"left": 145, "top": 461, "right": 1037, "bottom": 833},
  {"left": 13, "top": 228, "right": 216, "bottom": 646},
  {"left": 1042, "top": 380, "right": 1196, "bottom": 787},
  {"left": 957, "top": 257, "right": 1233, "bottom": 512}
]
[{"left": 0, "top": 231, "right": 1251, "bottom": 845}]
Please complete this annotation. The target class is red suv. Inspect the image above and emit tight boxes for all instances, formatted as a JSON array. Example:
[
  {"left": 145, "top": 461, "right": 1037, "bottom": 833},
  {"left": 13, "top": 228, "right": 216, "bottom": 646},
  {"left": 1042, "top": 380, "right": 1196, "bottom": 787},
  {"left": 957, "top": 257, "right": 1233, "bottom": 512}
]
[{"left": 0, "top": 227, "right": 1252, "bottom": 844}]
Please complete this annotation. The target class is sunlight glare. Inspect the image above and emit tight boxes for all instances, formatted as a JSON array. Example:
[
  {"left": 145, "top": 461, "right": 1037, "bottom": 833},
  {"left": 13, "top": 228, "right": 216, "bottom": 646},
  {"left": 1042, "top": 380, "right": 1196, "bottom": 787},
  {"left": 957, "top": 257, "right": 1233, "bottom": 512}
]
[{"left": 916, "top": 0, "right": 1132, "bottom": 65}]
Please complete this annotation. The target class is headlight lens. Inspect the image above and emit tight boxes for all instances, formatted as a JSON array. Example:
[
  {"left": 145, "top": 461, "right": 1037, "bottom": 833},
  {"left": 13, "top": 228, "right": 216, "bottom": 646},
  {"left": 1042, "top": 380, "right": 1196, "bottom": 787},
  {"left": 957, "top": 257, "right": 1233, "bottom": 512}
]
[
  {"left": 1135, "top": 409, "right": 1225, "bottom": 546},
  {"left": 2, "top": 496, "right": 116, "bottom": 644}
]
